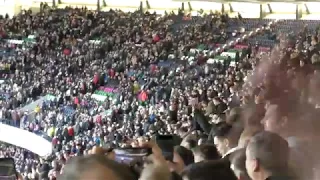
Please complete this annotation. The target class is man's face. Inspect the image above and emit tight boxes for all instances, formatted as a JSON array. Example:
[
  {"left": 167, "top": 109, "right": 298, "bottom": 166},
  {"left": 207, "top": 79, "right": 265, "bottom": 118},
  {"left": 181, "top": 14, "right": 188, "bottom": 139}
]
[
  {"left": 261, "top": 106, "right": 281, "bottom": 133},
  {"left": 245, "top": 148, "right": 256, "bottom": 180},
  {"left": 214, "top": 136, "right": 228, "bottom": 155}
]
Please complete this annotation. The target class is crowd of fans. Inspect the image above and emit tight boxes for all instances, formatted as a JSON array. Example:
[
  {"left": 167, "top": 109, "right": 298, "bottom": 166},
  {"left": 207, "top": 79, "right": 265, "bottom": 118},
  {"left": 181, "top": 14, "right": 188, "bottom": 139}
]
[{"left": 0, "top": 4, "right": 320, "bottom": 180}]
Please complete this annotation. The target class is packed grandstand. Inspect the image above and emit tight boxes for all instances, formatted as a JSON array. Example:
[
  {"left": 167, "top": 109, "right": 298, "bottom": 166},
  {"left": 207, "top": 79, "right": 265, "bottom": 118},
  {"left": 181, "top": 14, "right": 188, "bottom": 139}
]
[{"left": 0, "top": 0, "right": 320, "bottom": 180}]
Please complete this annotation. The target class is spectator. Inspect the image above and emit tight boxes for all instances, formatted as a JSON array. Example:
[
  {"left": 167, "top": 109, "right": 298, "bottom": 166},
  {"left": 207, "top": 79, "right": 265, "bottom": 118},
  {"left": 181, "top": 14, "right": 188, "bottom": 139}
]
[
  {"left": 212, "top": 122, "right": 242, "bottom": 156},
  {"left": 245, "top": 131, "right": 292, "bottom": 180},
  {"left": 192, "top": 143, "right": 220, "bottom": 163},
  {"left": 228, "top": 148, "right": 250, "bottom": 180},
  {"left": 181, "top": 160, "right": 237, "bottom": 180}
]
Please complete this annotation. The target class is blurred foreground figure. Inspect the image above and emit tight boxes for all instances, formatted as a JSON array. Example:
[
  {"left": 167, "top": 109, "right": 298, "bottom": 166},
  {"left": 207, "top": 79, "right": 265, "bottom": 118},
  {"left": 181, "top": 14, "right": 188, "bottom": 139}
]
[
  {"left": 228, "top": 148, "right": 250, "bottom": 180},
  {"left": 58, "top": 154, "right": 137, "bottom": 180},
  {"left": 181, "top": 160, "right": 237, "bottom": 180},
  {"left": 245, "top": 131, "right": 293, "bottom": 180}
]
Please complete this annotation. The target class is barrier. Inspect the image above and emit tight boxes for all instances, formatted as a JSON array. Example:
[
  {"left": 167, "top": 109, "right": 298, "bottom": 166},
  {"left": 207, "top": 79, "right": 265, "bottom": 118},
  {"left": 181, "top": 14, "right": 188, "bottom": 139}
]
[{"left": 0, "top": 123, "right": 52, "bottom": 157}]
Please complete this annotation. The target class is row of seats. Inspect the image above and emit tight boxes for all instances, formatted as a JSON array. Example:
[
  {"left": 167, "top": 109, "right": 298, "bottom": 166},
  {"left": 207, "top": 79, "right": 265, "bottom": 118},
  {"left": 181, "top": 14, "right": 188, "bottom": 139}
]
[{"left": 247, "top": 20, "right": 320, "bottom": 47}]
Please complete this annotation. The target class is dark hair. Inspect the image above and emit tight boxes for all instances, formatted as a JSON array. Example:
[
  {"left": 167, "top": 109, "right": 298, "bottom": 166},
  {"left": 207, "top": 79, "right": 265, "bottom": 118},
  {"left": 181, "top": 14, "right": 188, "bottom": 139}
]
[
  {"left": 185, "top": 138, "right": 197, "bottom": 149},
  {"left": 182, "top": 160, "right": 237, "bottom": 180},
  {"left": 213, "top": 122, "right": 233, "bottom": 137},
  {"left": 192, "top": 144, "right": 220, "bottom": 161},
  {"left": 174, "top": 146, "right": 194, "bottom": 166},
  {"left": 58, "top": 154, "right": 137, "bottom": 180}
]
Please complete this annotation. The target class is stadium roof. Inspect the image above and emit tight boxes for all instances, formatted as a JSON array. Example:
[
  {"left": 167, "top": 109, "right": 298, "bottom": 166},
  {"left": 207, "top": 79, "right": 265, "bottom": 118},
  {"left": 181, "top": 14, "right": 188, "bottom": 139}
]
[{"left": 174, "top": 0, "right": 317, "bottom": 2}]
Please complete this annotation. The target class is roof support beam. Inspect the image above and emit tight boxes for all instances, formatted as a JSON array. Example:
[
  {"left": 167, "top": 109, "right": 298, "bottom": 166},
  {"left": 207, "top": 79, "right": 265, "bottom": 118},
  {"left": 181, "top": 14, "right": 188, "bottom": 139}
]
[
  {"left": 296, "top": 4, "right": 302, "bottom": 20},
  {"left": 221, "top": 3, "right": 225, "bottom": 14},
  {"left": 304, "top": 4, "right": 310, "bottom": 14},
  {"left": 267, "top": 3, "right": 272, "bottom": 14},
  {"left": 229, "top": 3, "right": 233, "bottom": 13},
  {"left": 97, "top": 0, "right": 100, "bottom": 11}
]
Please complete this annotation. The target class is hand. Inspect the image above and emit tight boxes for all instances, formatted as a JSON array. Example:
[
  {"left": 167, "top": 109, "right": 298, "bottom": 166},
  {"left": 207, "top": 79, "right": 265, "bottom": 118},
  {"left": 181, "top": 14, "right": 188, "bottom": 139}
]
[
  {"left": 139, "top": 141, "right": 171, "bottom": 180},
  {"left": 17, "top": 173, "right": 23, "bottom": 180},
  {"left": 140, "top": 141, "right": 166, "bottom": 167},
  {"left": 89, "top": 146, "right": 115, "bottom": 160}
]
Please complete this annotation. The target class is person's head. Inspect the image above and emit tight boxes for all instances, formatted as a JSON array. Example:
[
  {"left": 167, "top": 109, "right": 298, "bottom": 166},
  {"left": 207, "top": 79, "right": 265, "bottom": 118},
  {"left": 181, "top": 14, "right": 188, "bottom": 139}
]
[
  {"left": 261, "top": 104, "right": 297, "bottom": 136},
  {"left": 172, "top": 146, "right": 194, "bottom": 174},
  {"left": 245, "top": 131, "right": 290, "bottom": 180},
  {"left": 58, "top": 154, "right": 137, "bottom": 180},
  {"left": 182, "top": 138, "right": 197, "bottom": 150},
  {"left": 214, "top": 122, "right": 243, "bottom": 156},
  {"left": 238, "top": 127, "right": 261, "bottom": 148},
  {"left": 299, "top": 60, "right": 305, "bottom": 67},
  {"left": 229, "top": 148, "right": 250, "bottom": 180},
  {"left": 181, "top": 160, "right": 237, "bottom": 180},
  {"left": 226, "top": 107, "right": 243, "bottom": 124},
  {"left": 192, "top": 144, "right": 220, "bottom": 163},
  {"left": 213, "top": 97, "right": 221, "bottom": 105}
]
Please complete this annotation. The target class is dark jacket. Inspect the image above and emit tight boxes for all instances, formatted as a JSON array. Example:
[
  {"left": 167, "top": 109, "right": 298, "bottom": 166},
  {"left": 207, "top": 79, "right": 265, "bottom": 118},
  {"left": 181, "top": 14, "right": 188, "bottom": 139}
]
[{"left": 192, "top": 109, "right": 211, "bottom": 134}]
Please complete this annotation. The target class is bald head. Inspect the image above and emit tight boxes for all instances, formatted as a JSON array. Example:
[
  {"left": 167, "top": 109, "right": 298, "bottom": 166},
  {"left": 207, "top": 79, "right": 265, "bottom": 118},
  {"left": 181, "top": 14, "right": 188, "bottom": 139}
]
[{"left": 246, "top": 131, "right": 289, "bottom": 174}]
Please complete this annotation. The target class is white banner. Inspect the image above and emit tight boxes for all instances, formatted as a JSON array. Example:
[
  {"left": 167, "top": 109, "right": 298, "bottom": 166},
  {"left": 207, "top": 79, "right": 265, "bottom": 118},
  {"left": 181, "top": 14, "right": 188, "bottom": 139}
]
[
  {"left": 221, "top": 51, "right": 237, "bottom": 59},
  {"left": 7, "top": 39, "right": 23, "bottom": 44},
  {"left": 221, "top": 51, "right": 242, "bottom": 59},
  {"left": 89, "top": 40, "right": 101, "bottom": 44},
  {"left": 91, "top": 94, "right": 108, "bottom": 102},
  {"left": 0, "top": 123, "right": 52, "bottom": 157}
]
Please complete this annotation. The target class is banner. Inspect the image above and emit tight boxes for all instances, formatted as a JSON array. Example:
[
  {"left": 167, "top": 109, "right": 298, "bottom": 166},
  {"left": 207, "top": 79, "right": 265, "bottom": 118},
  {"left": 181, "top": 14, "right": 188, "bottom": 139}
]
[
  {"left": 221, "top": 51, "right": 236, "bottom": 59},
  {"left": 221, "top": 49, "right": 242, "bottom": 59},
  {"left": 7, "top": 39, "right": 23, "bottom": 44},
  {"left": 0, "top": 123, "right": 52, "bottom": 157},
  {"left": 92, "top": 86, "right": 119, "bottom": 101},
  {"left": 99, "top": 86, "right": 118, "bottom": 93},
  {"left": 235, "top": 44, "right": 248, "bottom": 49},
  {"left": 207, "top": 56, "right": 236, "bottom": 66},
  {"left": 234, "top": 44, "right": 270, "bottom": 52},
  {"left": 89, "top": 40, "right": 101, "bottom": 44},
  {"left": 91, "top": 94, "right": 108, "bottom": 102}
]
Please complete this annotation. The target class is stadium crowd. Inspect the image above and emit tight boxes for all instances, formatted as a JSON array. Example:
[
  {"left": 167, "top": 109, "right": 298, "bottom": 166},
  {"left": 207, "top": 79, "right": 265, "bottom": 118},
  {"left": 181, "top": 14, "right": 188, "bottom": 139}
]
[{"left": 0, "top": 5, "right": 320, "bottom": 180}]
